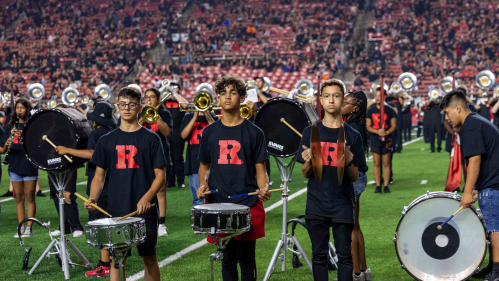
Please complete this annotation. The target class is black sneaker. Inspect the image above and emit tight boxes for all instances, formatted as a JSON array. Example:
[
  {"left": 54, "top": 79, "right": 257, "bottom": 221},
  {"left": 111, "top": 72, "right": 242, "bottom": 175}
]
[
  {"left": 374, "top": 186, "right": 381, "bottom": 194},
  {"left": 485, "top": 271, "right": 499, "bottom": 281},
  {"left": 383, "top": 186, "right": 391, "bottom": 193},
  {"left": 0, "top": 191, "right": 13, "bottom": 197},
  {"left": 36, "top": 190, "right": 46, "bottom": 197},
  {"left": 473, "top": 266, "right": 492, "bottom": 278}
]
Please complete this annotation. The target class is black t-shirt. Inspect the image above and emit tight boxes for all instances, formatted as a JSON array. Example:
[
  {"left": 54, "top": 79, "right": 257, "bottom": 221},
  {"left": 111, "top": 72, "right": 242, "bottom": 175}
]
[
  {"left": 198, "top": 119, "right": 268, "bottom": 207},
  {"left": 386, "top": 96, "right": 401, "bottom": 114},
  {"left": 427, "top": 101, "right": 441, "bottom": 124},
  {"left": 477, "top": 105, "right": 491, "bottom": 120},
  {"left": 86, "top": 126, "right": 112, "bottom": 196},
  {"left": 366, "top": 105, "right": 397, "bottom": 147},
  {"left": 180, "top": 113, "right": 210, "bottom": 176},
  {"left": 458, "top": 113, "right": 499, "bottom": 191},
  {"left": 8, "top": 123, "right": 38, "bottom": 176},
  {"left": 256, "top": 91, "right": 272, "bottom": 110},
  {"left": 90, "top": 127, "right": 167, "bottom": 218},
  {"left": 164, "top": 99, "right": 185, "bottom": 131},
  {"left": 139, "top": 108, "right": 173, "bottom": 166},
  {"left": 296, "top": 121, "right": 366, "bottom": 223}
]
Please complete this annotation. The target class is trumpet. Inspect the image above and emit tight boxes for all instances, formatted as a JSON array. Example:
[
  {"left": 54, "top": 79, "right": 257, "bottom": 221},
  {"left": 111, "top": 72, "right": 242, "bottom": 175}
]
[
  {"left": 94, "top": 84, "right": 112, "bottom": 100},
  {"left": 28, "top": 83, "right": 45, "bottom": 101},
  {"left": 141, "top": 91, "right": 173, "bottom": 123},
  {"left": 62, "top": 87, "right": 79, "bottom": 106}
]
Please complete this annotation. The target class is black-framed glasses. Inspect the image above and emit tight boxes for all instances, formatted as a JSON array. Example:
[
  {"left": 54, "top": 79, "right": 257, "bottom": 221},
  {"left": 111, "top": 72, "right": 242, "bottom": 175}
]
[{"left": 118, "top": 102, "right": 139, "bottom": 110}]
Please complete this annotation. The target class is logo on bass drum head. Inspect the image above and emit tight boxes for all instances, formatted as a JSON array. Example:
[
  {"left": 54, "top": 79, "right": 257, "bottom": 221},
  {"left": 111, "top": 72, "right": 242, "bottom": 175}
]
[
  {"left": 268, "top": 141, "right": 284, "bottom": 151},
  {"left": 48, "top": 157, "right": 62, "bottom": 165}
]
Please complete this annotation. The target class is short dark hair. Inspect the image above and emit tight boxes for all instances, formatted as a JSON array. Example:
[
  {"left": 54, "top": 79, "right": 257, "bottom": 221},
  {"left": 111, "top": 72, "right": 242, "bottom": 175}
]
[
  {"left": 440, "top": 88, "right": 468, "bottom": 110},
  {"left": 145, "top": 87, "right": 160, "bottom": 100},
  {"left": 118, "top": 87, "right": 141, "bottom": 102},
  {"left": 320, "top": 78, "right": 346, "bottom": 96},
  {"left": 214, "top": 75, "right": 247, "bottom": 97},
  {"left": 254, "top": 77, "right": 264, "bottom": 82}
]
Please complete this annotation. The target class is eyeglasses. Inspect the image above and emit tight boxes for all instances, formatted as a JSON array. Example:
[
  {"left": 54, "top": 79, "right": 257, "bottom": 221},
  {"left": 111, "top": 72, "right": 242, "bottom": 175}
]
[{"left": 118, "top": 102, "right": 139, "bottom": 110}]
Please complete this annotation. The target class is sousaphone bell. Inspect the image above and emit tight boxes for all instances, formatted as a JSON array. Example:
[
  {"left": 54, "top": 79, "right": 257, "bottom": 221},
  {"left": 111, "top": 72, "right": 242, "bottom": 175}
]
[
  {"left": 28, "top": 83, "right": 45, "bottom": 101},
  {"left": 94, "top": 84, "right": 112, "bottom": 100},
  {"left": 390, "top": 82, "right": 402, "bottom": 94},
  {"left": 397, "top": 72, "right": 417, "bottom": 93},
  {"left": 62, "top": 87, "right": 79, "bottom": 106},
  {"left": 439, "top": 76, "right": 458, "bottom": 94},
  {"left": 475, "top": 70, "right": 496, "bottom": 91},
  {"left": 428, "top": 88, "right": 442, "bottom": 101}
]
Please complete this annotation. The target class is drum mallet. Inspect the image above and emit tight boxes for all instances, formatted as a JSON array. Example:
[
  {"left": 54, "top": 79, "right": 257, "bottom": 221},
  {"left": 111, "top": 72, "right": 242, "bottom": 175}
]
[
  {"left": 228, "top": 188, "right": 285, "bottom": 198},
  {"left": 280, "top": 118, "right": 302, "bottom": 137},
  {"left": 42, "top": 135, "right": 73, "bottom": 163},
  {"left": 74, "top": 193, "right": 112, "bottom": 217},
  {"left": 437, "top": 206, "right": 464, "bottom": 230},
  {"left": 204, "top": 189, "right": 218, "bottom": 195},
  {"left": 116, "top": 204, "right": 156, "bottom": 222}
]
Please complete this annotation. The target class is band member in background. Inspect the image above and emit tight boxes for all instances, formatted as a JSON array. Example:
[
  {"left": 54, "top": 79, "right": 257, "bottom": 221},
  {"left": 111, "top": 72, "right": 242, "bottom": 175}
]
[
  {"left": 140, "top": 88, "right": 173, "bottom": 237},
  {"left": 180, "top": 109, "right": 214, "bottom": 206},
  {"left": 298, "top": 79, "right": 366, "bottom": 281},
  {"left": 165, "top": 82, "right": 189, "bottom": 189},
  {"left": 55, "top": 102, "right": 117, "bottom": 277},
  {"left": 421, "top": 96, "right": 430, "bottom": 143},
  {"left": 425, "top": 97, "right": 443, "bottom": 153},
  {"left": 491, "top": 97, "right": 499, "bottom": 129},
  {"left": 341, "top": 90, "right": 372, "bottom": 281},
  {"left": 366, "top": 86, "right": 397, "bottom": 194},
  {"left": 441, "top": 88, "right": 499, "bottom": 281},
  {"left": 416, "top": 103, "right": 424, "bottom": 139},
  {"left": 196, "top": 76, "right": 271, "bottom": 281},
  {"left": 386, "top": 91, "right": 402, "bottom": 153},
  {"left": 401, "top": 97, "right": 412, "bottom": 142}
]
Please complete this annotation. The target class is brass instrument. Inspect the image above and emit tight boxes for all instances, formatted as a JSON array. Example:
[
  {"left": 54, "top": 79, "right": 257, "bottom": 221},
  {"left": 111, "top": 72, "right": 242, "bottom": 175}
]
[
  {"left": 240, "top": 105, "right": 252, "bottom": 119},
  {"left": 28, "top": 83, "right": 45, "bottom": 101},
  {"left": 262, "top": 77, "right": 271, "bottom": 92},
  {"left": 390, "top": 82, "right": 402, "bottom": 94},
  {"left": 370, "top": 81, "right": 388, "bottom": 95},
  {"left": 268, "top": 87, "right": 313, "bottom": 103},
  {"left": 428, "top": 88, "right": 442, "bottom": 102},
  {"left": 180, "top": 84, "right": 215, "bottom": 112},
  {"left": 439, "top": 76, "right": 457, "bottom": 94},
  {"left": 397, "top": 72, "right": 417, "bottom": 92},
  {"left": 94, "top": 84, "right": 112, "bottom": 100},
  {"left": 141, "top": 91, "right": 173, "bottom": 123},
  {"left": 159, "top": 79, "right": 173, "bottom": 96},
  {"left": 493, "top": 85, "right": 499, "bottom": 99},
  {"left": 295, "top": 79, "right": 313, "bottom": 96},
  {"left": 475, "top": 70, "right": 496, "bottom": 91},
  {"left": 1, "top": 92, "right": 11, "bottom": 107},
  {"left": 47, "top": 99, "right": 58, "bottom": 109},
  {"left": 62, "top": 87, "right": 79, "bottom": 106}
]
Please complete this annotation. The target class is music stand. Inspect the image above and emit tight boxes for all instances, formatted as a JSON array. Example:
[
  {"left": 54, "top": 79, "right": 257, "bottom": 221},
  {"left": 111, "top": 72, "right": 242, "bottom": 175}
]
[{"left": 28, "top": 170, "right": 93, "bottom": 279}]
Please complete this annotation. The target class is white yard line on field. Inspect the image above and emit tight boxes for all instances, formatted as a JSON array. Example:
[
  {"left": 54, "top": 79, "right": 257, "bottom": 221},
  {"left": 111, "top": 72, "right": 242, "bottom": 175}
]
[
  {"left": 0, "top": 181, "right": 87, "bottom": 203},
  {"left": 366, "top": 137, "right": 423, "bottom": 162}
]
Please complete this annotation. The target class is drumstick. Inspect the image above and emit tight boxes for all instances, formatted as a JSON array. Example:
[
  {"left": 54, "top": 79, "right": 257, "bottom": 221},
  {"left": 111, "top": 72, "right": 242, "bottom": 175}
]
[
  {"left": 42, "top": 135, "right": 73, "bottom": 163},
  {"left": 116, "top": 204, "right": 156, "bottom": 222},
  {"left": 437, "top": 206, "right": 464, "bottom": 230},
  {"left": 269, "top": 87, "right": 289, "bottom": 95},
  {"left": 74, "top": 193, "right": 113, "bottom": 217},
  {"left": 280, "top": 118, "right": 303, "bottom": 137},
  {"left": 228, "top": 188, "right": 285, "bottom": 199},
  {"left": 204, "top": 189, "right": 218, "bottom": 195}
]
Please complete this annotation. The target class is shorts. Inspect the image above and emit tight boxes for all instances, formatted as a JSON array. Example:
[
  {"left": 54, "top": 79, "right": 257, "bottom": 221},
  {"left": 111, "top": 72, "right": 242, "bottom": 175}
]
[
  {"left": 88, "top": 196, "right": 109, "bottom": 221},
  {"left": 113, "top": 218, "right": 159, "bottom": 257},
  {"left": 370, "top": 144, "right": 392, "bottom": 155},
  {"left": 478, "top": 188, "right": 499, "bottom": 233},
  {"left": 9, "top": 172, "right": 38, "bottom": 182},
  {"left": 353, "top": 172, "right": 367, "bottom": 201}
]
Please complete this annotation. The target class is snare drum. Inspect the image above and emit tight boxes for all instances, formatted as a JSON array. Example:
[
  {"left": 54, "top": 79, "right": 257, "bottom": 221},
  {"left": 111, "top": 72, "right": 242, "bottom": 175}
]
[
  {"left": 191, "top": 203, "right": 251, "bottom": 234},
  {"left": 394, "top": 191, "right": 487, "bottom": 281},
  {"left": 85, "top": 217, "right": 146, "bottom": 249},
  {"left": 254, "top": 97, "right": 319, "bottom": 157}
]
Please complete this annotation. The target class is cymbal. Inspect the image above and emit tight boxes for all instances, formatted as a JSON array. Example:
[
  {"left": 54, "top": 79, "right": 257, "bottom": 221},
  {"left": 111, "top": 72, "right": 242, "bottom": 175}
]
[
  {"left": 311, "top": 123, "right": 322, "bottom": 183},
  {"left": 337, "top": 124, "right": 345, "bottom": 185}
]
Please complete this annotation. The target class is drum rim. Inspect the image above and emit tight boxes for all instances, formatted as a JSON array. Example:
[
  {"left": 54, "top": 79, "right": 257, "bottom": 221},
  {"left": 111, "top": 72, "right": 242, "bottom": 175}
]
[
  {"left": 191, "top": 225, "right": 251, "bottom": 234},
  {"left": 393, "top": 191, "right": 488, "bottom": 281},
  {"left": 87, "top": 237, "right": 147, "bottom": 249},
  {"left": 254, "top": 96, "right": 315, "bottom": 158},
  {"left": 192, "top": 202, "right": 250, "bottom": 211}
]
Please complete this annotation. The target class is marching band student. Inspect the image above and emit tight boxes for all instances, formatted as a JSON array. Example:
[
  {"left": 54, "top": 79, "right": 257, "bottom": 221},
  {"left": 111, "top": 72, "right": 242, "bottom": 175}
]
[
  {"left": 425, "top": 97, "right": 443, "bottom": 153},
  {"left": 441, "top": 88, "right": 499, "bottom": 281},
  {"left": 366, "top": 86, "right": 397, "bottom": 194},
  {"left": 85, "top": 87, "right": 166, "bottom": 281},
  {"left": 196, "top": 75, "right": 271, "bottom": 281},
  {"left": 139, "top": 87, "right": 173, "bottom": 237},
  {"left": 55, "top": 102, "right": 117, "bottom": 277},
  {"left": 180, "top": 109, "right": 214, "bottom": 206}
]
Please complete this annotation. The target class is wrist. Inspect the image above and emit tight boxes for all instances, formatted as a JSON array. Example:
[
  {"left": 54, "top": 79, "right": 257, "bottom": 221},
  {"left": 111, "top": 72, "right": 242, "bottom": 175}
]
[{"left": 345, "top": 161, "right": 353, "bottom": 168}]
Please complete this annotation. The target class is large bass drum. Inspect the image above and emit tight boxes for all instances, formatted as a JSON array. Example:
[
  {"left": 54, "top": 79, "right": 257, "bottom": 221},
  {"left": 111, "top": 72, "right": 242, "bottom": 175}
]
[
  {"left": 22, "top": 109, "right": 93, "bottom": 171},
  {"left": 254, "top": 97, "right": 319, "bottom": 157},
  {"left": 393, "top": 191, "right": 487, "bottom": 281}
]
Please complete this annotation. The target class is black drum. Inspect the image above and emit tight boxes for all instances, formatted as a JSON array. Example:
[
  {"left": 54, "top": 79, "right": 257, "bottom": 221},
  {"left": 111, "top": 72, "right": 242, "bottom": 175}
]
[
  {"left": 254, "top": 97, "right": 319, "bottom": 157},
  {"left": 22, "top": 109, "right": 93, "bottom": 171}
]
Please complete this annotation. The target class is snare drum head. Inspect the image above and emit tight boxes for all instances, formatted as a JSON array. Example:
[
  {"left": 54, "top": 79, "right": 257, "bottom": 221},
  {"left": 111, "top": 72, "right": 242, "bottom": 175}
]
[
  {"left": 87, "top": 217, "right": 144, "bottom": 226},
  {"left": 193, "top": 203, "right": 250, "bottom": 212},
  {"left": 395, "top": 195, "right": 486, "bottom": 280},
  {"left": 254, "top": 98, "right": 313, "bottom": 157}
]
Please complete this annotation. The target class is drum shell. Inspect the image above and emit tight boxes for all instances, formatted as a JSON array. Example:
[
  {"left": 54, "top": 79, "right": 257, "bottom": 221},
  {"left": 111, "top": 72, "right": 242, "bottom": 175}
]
[
  {"left": 85, "top": 219, "right": 146, "bottom": 249},
  {"left": 21, "top": 109, "right": 93, "bottom": 171},
  {"left": 191, "top": 203, "right": 251, "bottom": 234}
]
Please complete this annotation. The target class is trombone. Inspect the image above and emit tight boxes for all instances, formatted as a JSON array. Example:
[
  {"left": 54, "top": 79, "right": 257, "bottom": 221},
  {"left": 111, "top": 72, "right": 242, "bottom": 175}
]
[
  {"left": 141, "top": 79, "right": 173, "bottom": 123},
  {"left": 180, "top": 83, "right": 217, "bottom": 112},
  {"left": 216, "top": 105, "right": 253, "bottom": 120}
]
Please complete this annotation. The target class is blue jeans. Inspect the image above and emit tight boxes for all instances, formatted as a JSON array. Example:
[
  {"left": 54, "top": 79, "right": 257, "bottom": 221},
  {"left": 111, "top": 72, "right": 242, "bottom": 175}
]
[
  {"left": 189, "top": 174, "right": 204, "bottom": 206},
  {"left": 353, "top": 172, "right": 367, "bottom": 201},
  {"left": 478, "top": 188, "right": 499, "bottom": 233},
  {"left": 10, "top": 172, "right": 38, "bottom": 182}
]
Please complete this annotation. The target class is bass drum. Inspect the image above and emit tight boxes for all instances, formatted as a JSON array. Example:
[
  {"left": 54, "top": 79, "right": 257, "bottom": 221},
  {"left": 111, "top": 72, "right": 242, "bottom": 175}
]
[
  {"left": 393, "top": 191, "right": 487, "bottom": 281},
  {"left": 254, "top": 97, "right": 319, "bottom": 157},
  {"left": 22, "top": 109, "right": 93, "bottom": 171}
]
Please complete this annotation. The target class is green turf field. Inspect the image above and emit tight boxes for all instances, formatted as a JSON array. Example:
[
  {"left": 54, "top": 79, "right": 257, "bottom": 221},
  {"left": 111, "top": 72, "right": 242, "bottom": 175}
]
[{"left": 0, "top": 137, "right": 488, "bottom": 280}]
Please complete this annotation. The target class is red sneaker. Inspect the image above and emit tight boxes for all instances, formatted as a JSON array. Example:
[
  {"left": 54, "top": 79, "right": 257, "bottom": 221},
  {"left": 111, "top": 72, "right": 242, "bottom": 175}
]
[{"left": 85, "top": 265, "right": 110, "bottom": 277}]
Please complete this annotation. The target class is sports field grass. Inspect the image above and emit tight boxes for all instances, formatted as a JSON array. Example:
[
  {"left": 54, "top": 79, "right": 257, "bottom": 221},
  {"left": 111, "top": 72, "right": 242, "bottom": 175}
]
[{"left": 0, "top": 136, "right": 487, "bottom": 280}]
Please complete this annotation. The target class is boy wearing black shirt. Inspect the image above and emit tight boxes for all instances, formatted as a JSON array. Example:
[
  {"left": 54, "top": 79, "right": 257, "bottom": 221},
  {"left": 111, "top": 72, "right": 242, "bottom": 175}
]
[
  {"left": 196, "top": 76, "right": 271, "bottom": 281},
  {"left": 298, "top": 79, "right": 366, "bottom": 281},
  {"left": 425, "top": 99, "right": 443, "bottom": 152},
  {"left": 85, "top": 87, "right": 166, "bottom": 281},
  {"left": 366, "top": 87, "right": 397, "bottom": 193},
  {"left": 441, "top": 89, "right": 499, "bottom": 281}
]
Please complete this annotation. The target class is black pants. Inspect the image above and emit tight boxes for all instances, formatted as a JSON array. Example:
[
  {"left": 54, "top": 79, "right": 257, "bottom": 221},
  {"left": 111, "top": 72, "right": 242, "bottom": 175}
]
[
  {"left": 221, "top": 238, "right": 256, "bottom": 281},
  {"left": 307, "top": 219, "right": 354, "bottom": 281},
  {"left": 416, "top": 121, "right": 423, "bottom": 138},
  {"left": 428, "top": 122, "right": 442, "bottom": 152},
  {"left": 394, "top": 116, "right": 403, "bottom": 152},
  {"left": 167, "top": 130, "right": 185, "bottom": 186},
  {"left": 423, "top": 120, "right": 429, "bottom": 143},
  {"left": 49, "top": 171, "right": 83, "bottom": 232},
  {"left": 402, "top": 113, "right": 411, "bottom": 142}
]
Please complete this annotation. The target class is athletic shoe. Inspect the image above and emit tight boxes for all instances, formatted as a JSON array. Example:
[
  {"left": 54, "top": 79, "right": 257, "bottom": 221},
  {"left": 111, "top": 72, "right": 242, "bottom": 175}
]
[
  {"left": 51, "top": 229, "right": 61, "bottom": 236},
  {"left": 269, "top": 181, "right": 273, "bottom": 186},
  {"left": 179, "top": 184, "right": 185, "bottom": 189},
  {"left": 14, "top": 226, "right": 25, "bottom": 238},
  {"left": 73, "top": 230, "right": 83, "bottom": 238},
  {"left": 22, "top": 226, "right": 33, "bottom": 238},
  {"left": 364, "top": 268, "right": 372, "bottom": 280},
  {"left": 158, "top": 224, "right": 168, "bottom": 237},
  {"left": 473, "top": 266, "right": 492, "bottom": 278},
  {"left": 374, "top": 186, "right": 381, "bottom": 194},
  {"left": 1, "top": 191, "right": 13, "bottom": 197},
  {"left": 353, "top": 272, "right": 366, "bottom": 281},
  {"left": 85, "top": 261, "right": 110, "bottom": 277},
  {"left": 36, "top": 190, "right": 46, "bottom": 197},
  {"left": 485, "top": 271, "right": 499, "bottom": 281},
  {"left": 383, "top": 186, "right": 391, "bottom": 193}
]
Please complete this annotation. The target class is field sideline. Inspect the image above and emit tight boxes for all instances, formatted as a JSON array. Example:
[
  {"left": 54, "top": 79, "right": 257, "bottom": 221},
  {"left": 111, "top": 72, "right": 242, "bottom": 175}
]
[{"left": 0, "top": 137, "right": 487, "bottom": 280}]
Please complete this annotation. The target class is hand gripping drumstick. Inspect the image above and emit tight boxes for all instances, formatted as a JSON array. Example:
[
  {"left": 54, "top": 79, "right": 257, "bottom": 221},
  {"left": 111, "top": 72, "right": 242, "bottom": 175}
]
[
  {"left": 74, "top": 193, "right": 113, "bottom": 217},
  {"left": 280, "top": 118, "right": 303, "bottom": 137},
  {"left": 42, "top": 135, "right": 73, "bottom": 163},
  {"left": 203, "top": 189, "right": 218, "bottom": 195},
  {"left": 116, "top": 204, "right": 156, "bottom": 222},
  {"left": 437, "top": 206, "right": 464, "bottom": 230},
  {"left": 228, "top": 188, "right": 285, "bottom": 199}
]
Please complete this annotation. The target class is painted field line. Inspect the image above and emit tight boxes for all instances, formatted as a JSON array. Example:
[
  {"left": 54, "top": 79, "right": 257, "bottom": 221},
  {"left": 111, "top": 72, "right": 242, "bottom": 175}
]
[
  {"left": 366, "top": 137, "right": 423, "bottom": 162},
  {"left": 128, "top": 188, "right": 309, "bottom": 281},
  {"left": 0, "top": 181, "right": 88, "bottom": 203}
]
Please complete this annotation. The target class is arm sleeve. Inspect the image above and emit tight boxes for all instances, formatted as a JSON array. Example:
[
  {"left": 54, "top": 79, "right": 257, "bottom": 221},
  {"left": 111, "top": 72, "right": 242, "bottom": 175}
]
[
  {"left": 296, "top": 126, "right": 311, "bottom": 164},
  {"left": 351, "top": 132, "right": 366, "bottom": 168},
  {"left": 151, "top": 134, "right": 167, "bottom": 168},
  {"left": 461, "top": 125, "right": 486, "bottom": 159},
  {"left": 90, "top": 137, "right": 108, "bottom": 170},
  {"left": 253, "top": 129, "right": 269, "bottom": 164},
  {"left": 198, "top": 127, "right": 211, "bottom": 163},
  {"left": 160, "top": 110, "right": 173, "bottom": 128},
  {"left": 179, "top": 113, "right": 193, "bottom": 133}
]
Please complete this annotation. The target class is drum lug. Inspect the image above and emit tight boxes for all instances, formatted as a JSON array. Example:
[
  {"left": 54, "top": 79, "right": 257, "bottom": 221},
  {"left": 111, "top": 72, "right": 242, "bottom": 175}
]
[
  {"left": 226, "top": 213, "right": 232, "bottom": 230},
  {"left": 400, "top": 264, "right": 406, "bottom": 270},
  {"left": 426, "top": 190, "right": 430, "bottom": 198},
  {"left": 217, "top": 214, "right": 221, "bottom": 229},
  {"left": 392, "top": 233, "right": 397, "bottom": 243},
  {"left": 401, "top": 206, "right": 408, "bottom": 216},
  {"left": 190, "top": 214, "right": 195, "bottom": 228},
  {"left": 200, "top": 213, "right": 203, "bottom": 229}
]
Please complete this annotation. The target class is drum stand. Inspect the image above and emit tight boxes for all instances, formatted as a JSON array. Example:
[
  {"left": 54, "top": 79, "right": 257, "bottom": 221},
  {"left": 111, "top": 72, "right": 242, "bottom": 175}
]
[
  {"left": 29, "top": 171, "right": 93, "bottom": 280},
  {"left": 263, "top": 156, "right": 313, "bottom": 281},
  {"left": 207, "top": 231, "right": 246, "bottom": 281},
  {"left": 109, "top": 248, "right": 130, "bottom": 281}
]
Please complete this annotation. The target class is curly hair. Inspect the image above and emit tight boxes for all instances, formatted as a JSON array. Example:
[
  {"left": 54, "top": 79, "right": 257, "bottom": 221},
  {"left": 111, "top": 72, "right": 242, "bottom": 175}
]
[
  {"left": 345, "top": 90, "right": 369, "bottom": 156},
  {"left": 214, "top": 75, "right": 247, "bottom": 97},
  {"left": 320, "top": 78, "right": 346, "bottom": 96}
]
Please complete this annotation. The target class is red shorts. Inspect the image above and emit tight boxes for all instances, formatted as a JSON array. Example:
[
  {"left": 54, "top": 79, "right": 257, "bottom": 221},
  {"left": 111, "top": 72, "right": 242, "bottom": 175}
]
[{"left": 207, "top": 200, "right": 266, "bottom": 243}]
